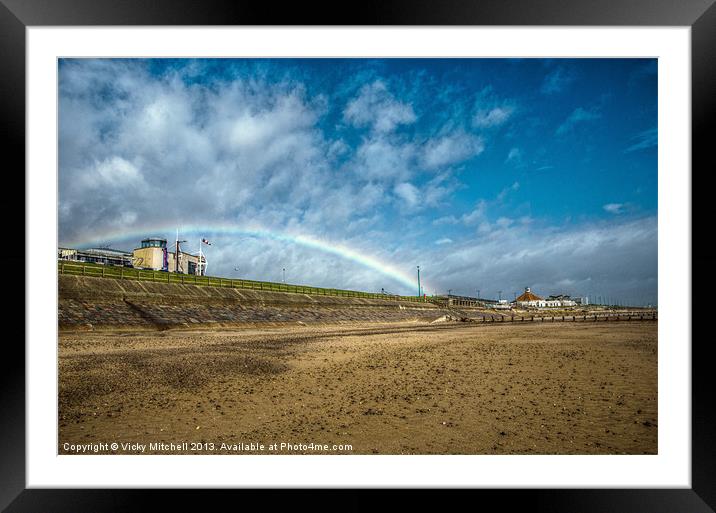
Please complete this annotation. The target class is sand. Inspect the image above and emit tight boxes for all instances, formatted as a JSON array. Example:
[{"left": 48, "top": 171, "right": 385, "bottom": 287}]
[{"left": 58, "top": 320, "right": 657, "bottom": 455}]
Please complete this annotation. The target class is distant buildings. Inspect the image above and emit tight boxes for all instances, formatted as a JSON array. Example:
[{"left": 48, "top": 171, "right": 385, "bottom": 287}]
[
  {"left": 546, "top": 294, "right": 577, "bottom": 307},
  {"left": 132, "top": 237, "right": 205, "bottom": 275},
  {"left": 58, "top": 237, "right": 206, "bottom": 275},
  {"left": 515, "top": 287, "right": 578, "bottom": 308},
  {"left": 494, "top": 299, "right": 511, "bottom": 310},
  {"left": 58, "top": 247, "right": 133, "bottom": 267}
]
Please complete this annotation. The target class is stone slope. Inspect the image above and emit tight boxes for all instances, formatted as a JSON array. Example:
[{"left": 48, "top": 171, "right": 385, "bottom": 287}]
[{"left": 58, "top": 275, "right": 460, "bottom": 330}]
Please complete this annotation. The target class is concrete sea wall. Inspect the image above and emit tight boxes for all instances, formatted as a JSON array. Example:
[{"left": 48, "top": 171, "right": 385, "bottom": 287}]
[{"left": 58, "top": 275, "right": 454, "bottom": 330}]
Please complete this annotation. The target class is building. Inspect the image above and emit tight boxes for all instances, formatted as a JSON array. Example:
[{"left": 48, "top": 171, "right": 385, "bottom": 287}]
[
  {"left": 132, "top": 237, "right": 206, "bottom": 275},
  {"left": 547, "top": 294, "right": 578, "bottom": 307},
  {"left": 493, "top": 299, "right": 511, "bottom": 310},
  {"left": 59, "top": 237, "right": 207, "bottom": 275},
  {"left": 515, "top": 287, "right": 545, "bottom": 308},
  {"left": 58, "top": 247, "right": 133, "bottom": 267},
  {"left": 515, "top": 287, "right": 579, "bottom": 308}
]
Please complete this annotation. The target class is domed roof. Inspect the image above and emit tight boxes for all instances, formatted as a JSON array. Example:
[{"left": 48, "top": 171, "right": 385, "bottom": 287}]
[{"left": 516, "top": 288, "right": 543, "bottom": 302}]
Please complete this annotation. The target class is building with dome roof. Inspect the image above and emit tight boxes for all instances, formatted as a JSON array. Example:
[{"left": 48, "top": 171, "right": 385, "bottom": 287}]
[
  {"left": 515, "top": 287, "right": 579, "bottom": 308},
  {"left": 516, "top": 287, "right": 546, "bottom": 307}
]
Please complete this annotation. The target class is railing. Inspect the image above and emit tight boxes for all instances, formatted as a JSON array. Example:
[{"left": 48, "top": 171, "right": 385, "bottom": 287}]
[
  {"left": 473, "top": 312, "right": 657, "bottom": 322},
  {"left": 57, "top": 260, "right": 427, "bottom": 302}
]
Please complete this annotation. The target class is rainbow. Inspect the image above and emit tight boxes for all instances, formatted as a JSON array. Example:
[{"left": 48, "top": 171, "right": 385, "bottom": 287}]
[{"left": 65, "top": 223, "right": 425, "bottom": 293}]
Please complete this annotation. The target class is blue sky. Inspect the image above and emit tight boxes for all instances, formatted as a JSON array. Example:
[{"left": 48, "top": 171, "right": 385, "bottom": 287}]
[{"left": 58, "top": 58, "right": 657, "bottom": 305}]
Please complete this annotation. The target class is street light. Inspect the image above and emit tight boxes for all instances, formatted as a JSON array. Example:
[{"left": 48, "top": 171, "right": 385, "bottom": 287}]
[
  {"left": 282, "top": 268, "right": 286, "bottom": 284},
  {"left": 417, "top": 266, "right": 421, "bottom": 299}
]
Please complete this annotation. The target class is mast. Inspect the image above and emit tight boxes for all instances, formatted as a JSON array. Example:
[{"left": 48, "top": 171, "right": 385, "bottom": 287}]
[
  {"left": 198, "top": 239, "right": 203, "bottom": 276},
  {"left": 174, "top": 229, "right": 186, "bottom": 274}
]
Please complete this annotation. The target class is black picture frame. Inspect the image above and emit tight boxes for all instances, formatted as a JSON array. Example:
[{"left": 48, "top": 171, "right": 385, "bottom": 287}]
[{"left": 2, "top": 1, "right": 711, "bottom": 511}]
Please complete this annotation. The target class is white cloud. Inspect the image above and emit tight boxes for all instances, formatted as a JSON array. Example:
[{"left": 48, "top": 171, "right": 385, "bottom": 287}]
[
  {"left": 353, "top": 136, "right": 416, "bottom": 182},
  {"left": 414, "top": 217, "right": 657, "bottom": 304},
  {"left": 556, "top": 107, "right": 601, "bottom": 135},
  {"left": 79, "top": 156, "right": 145, "bottom": 190},
  {"left": 496, "top": 182, "right": 520, "bottom": 202},
  {"left": 58, "top": 60, "right": 347, "bottom": 242},
  {"left": 432, "top": 215, "right": 460, "bottom": 226},
  {"left": 394, "top": 182, "right": 421, "bottom": 207},
  {"left": 344, "top": 80, "right": 416, "bottom": 133},
  {"left": 541, "top": 66, "right": 577, "bottom": 94},
  {"left": 495, "top": 216, "right": 514, "bottom": 229},
  {"left": 473, "top": 106, "right": 514, "bottom": 128},
  {"left": 435, "top": 238, "right": 453, "bottom": 245},
  {"left": 603, "top": 203, "right": 625, "bottom": 214},
  {"left": 421, "top": 131, "right": 484, "bottom": 169},
  {"left": 422, "top": 172, "right": 460, "bottom": 207},
  {"left": 505, "top": 147, "right": 522, "bottom": 165},
  {"left": 461, "top": 200, "right": 487, "bottom": 225},
  {"left": 625, "top": 127, "right": 657, "bottom": 153},
  {"left": 477, "top": 221, "right": 492, "bottom": 234},
  {"left": 471, "top": 87, "right": 516, "bottom": 129}
]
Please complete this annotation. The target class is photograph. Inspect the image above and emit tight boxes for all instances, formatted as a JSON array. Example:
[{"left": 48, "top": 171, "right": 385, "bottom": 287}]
[
  {"left": 56, "top": 57, "right": 659, "bottom": 456},
  {"left": 2, "top": 0, "right": 709, "bottom": 504}
]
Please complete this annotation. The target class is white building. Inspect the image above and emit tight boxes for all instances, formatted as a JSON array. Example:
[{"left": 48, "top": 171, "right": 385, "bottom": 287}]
[
  {"left": 547, "top": 294, "right": 577, "bottom": 307},
  {"left": 516, "top": 287, "right": 545, "bottom": 308},
  {"left": 516, "top": 288, "right": 577, "bottom": 308}
]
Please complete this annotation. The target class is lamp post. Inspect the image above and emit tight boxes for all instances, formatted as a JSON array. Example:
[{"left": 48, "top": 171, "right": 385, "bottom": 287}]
[
  {"left": 417, "top": 266, "right": 421, "bottom": 299},
  {"left": 283, "top": 268, "right": 286, "bottom": 284},
  {"left": 175, "top": 230, "right": 186, "bottom": 274}
]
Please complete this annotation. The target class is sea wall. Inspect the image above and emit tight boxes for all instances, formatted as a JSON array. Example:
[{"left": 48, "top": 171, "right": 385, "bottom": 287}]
[{"left": 58, "top": 275, "right": 455, "bottom": 330}]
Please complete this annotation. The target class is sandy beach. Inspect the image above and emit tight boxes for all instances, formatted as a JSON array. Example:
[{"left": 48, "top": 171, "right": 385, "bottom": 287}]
[{"left": 58, "top": 320, "right": 657, "bottom": 455}]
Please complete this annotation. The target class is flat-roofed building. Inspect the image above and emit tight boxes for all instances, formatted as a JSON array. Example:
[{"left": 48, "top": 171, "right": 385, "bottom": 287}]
[
  {"left": 58, "top": 247, "right": 133, "bottom": 267},
  {"left": 547, "top": 294, "right": 577, "bottom": 307},
  {"left": 132, "top": 237, "right": 205, "bottom": 275}
]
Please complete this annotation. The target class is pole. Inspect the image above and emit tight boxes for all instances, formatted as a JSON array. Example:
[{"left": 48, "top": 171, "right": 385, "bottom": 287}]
[
  {"left": 174, "top": 230, "right": 187, "bottom": 274},
  {"left": 416, "top": 266, "right": 421, "bottom": 298}
]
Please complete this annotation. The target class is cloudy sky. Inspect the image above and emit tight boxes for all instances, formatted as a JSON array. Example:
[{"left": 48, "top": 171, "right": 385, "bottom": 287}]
[{"left": 58, "top": 58, "right": 657, "bottom": 305}]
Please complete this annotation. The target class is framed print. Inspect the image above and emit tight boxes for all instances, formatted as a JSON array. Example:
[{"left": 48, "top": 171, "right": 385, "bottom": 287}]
[{"left": 3, "top": 0, "right": 713, "bottom": 511}]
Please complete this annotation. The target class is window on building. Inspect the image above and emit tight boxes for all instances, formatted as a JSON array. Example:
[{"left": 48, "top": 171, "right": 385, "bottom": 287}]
[
  {"left": 141, "top": 239, "right": 167, "bottom": 249},
  {"left": 188, "top": 261, "right": 196, "bottom": 275}
]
